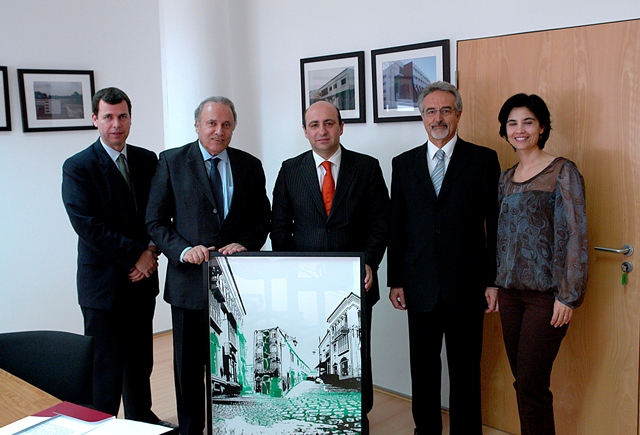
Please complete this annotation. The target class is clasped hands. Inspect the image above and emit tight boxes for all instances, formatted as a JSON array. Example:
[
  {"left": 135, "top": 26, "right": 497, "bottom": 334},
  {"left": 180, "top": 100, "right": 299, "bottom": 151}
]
[{"left": 129, "top": 246, "right": 160, "bottom": 282}]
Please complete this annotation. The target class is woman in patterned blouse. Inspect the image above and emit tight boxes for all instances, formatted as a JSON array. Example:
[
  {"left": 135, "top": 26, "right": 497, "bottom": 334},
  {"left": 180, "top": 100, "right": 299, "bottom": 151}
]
[{"left": 495, "top": 93, "right": 588, "bottom": 435}]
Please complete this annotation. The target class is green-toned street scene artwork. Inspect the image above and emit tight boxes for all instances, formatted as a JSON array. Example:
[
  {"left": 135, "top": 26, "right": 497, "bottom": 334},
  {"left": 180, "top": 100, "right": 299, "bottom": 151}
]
[{"left": 207, "top": 255, "right": 364, "bottom": 435}]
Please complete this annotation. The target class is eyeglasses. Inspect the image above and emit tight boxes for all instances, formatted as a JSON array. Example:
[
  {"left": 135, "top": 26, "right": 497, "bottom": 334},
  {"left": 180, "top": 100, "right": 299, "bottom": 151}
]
[{"left": 422, "top": 107, "right": 455, "bottom": 117}]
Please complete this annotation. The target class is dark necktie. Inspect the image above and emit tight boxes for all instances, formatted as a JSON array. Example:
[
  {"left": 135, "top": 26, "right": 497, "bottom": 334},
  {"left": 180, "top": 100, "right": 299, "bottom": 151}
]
[
  {"left": 209, "top": 157, "right": 224, "bottom": 220},
  {"left": 116, "top": 154, "right": 132, "bottom": 190}
]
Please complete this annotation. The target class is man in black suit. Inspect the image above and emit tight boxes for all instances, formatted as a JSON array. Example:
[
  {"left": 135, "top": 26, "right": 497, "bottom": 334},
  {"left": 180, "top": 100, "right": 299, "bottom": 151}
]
[
  {"left": 146, "top": 96, "right": 270, "bottom": 435},
  {"left": 387, "top": 82, "right": 500, "bottom": 435},
  {"left": 62, "top": 87, "right": 163, "bottom": 423},
  {"left": 270, "top": 101, "right": 389, "bottom": 434}
]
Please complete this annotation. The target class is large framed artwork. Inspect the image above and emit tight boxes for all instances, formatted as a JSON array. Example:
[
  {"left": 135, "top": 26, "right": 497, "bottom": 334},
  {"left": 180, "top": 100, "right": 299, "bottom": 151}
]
[
  {"left": 300, "top": 51, "right": 366, "bottom": 124},
  {"left": 371, "top": 39, "right": 450, "bottom": 123},
  {"left": 205, "top": 252, "right": 366, "bottom": 434},
  {"left": 17, "top": 69, "right": 96, "bottom": 132},
  {"left": 0, "top": 66, "right": 10, "bottom": 131}
]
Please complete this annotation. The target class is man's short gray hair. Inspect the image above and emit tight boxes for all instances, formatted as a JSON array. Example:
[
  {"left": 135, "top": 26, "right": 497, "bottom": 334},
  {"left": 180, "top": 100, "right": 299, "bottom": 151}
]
[
  {"left": 194, "top": 96, "right": 238, "bottom": 128},
  {"left": 417, "top": 81, "right": 463, "bottom": 114}
]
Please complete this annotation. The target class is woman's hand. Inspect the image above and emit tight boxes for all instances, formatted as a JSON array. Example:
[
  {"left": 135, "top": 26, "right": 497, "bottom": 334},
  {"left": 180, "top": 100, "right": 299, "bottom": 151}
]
[
  {"left": 551, "top": 300, "right": 573, "bottom": 328},
  {"left": 485, "top": 287, "right": 499, "bottom": 313}
]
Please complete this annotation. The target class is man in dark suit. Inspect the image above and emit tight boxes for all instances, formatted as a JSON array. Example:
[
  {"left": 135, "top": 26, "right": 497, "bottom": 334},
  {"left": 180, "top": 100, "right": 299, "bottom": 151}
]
[
  {"left": 62, "top": 87, "right": 164, "bottom": 424},
  {"left": 146, "top": 96, "right": 270, "bottom": 435},
  {"left": 270, "top": 101, "right": 389, "bottom": 434},
  {"left": 387, "top": 82, "right": 500, "bottom": 435}
]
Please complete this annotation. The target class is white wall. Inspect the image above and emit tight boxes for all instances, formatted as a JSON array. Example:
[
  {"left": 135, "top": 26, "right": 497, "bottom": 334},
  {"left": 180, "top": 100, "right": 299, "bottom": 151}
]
[
  {"left": 159, "top": 0, "right": 263, "bottom": 157},
  {"left": 2, "top": 0, "right": 639, "bottom": 402},
  {"left": 0, "top": 0, "right": 171, "bottom": 334},
  {"left": 247, "top": 0, "right": 640, "bottom": 400}
]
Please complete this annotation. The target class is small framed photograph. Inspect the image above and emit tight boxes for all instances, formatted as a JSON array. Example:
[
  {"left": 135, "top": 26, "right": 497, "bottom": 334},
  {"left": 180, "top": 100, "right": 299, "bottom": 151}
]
[
  {"left": 17, "top": 69, "right": 96, "bottom": 132},
  {"left": 372, "top": 40, "right": 450, "bottom": 123},
  {"left": 0, "top": 66, "right": 11, "bottom": 131},
  {"left": 300, "top": 51, "right": 366, "bottom": 124},
  {"left": 205, "top": 252, "right": 366, "bottom": 434}
]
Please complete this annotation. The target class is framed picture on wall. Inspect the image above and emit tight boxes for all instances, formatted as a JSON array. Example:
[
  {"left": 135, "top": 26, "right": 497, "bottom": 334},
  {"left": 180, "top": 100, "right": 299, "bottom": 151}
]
[
  {"left": 205, "top": 252, "right": 366, "bottom": 434},
  {"left": 300, "top": 51, "right": 366, "bottom": 124},
  {"left": 17, "top": 69, "right": 96, "bottom": 132},
  {"left": 372, "top": 39, "right": 450, "bottom": 123},
  {"left": 0, "top": 66, "right": 11, "bottom": 131}
]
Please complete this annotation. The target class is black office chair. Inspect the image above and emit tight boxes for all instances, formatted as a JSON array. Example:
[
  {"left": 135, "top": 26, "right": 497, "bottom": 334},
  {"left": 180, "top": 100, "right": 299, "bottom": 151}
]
[{"left": 0, "top": 330, "right": 93, "bottom": 406}]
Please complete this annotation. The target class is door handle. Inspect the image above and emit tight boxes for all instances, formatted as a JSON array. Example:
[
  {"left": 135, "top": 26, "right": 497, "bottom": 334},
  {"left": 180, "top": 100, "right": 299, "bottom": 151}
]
[{"left": 594, "top": 244, "right": 634, "bottom": 256}]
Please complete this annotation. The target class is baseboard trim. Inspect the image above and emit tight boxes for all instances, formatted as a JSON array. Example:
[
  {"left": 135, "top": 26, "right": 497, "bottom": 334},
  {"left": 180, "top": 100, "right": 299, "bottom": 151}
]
[{"left": 373, "top": 385, "right": 412, "bottom": 402}]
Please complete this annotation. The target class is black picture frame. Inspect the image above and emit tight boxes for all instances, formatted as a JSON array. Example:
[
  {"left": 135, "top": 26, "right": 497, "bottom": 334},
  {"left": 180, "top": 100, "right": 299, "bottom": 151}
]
[
  {"left": 300, "top": 51, "right": 366, "bottom": 124},
  {"left": 0, "top": 66, "right": 11, "bottom": 131},
  {"left": 372, "top": 39, "right": 450, "bottom": 123},
  {"left": 205, "top": 252, "right": 366, "bottom": 434},
  {"left": 17, "top": 69, "right": 96, "bottom": 132}
]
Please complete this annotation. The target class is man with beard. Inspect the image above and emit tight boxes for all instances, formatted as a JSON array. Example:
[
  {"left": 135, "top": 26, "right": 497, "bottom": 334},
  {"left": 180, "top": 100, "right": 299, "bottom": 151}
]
[{"left": 387, "top": 81, "right": 500, "bottom": 435}]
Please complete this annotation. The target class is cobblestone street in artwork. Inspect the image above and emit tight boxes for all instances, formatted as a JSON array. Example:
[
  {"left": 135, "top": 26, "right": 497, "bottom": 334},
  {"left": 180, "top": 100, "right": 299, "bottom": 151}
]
[{"left": 211, "top": 380, "right": 362, "bottom": 435}]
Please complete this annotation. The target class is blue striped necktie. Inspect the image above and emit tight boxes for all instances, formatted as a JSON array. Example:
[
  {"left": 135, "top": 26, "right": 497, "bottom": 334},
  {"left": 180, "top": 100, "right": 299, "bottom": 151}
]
[{"left": 431, "top": 149, "right": 445, "bottom": 196}]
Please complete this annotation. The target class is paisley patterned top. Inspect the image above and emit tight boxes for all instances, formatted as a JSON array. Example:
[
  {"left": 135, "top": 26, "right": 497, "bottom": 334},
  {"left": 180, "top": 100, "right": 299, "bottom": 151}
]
[{"left": 495, "top": 157, "right": 588, "bottom": 308}]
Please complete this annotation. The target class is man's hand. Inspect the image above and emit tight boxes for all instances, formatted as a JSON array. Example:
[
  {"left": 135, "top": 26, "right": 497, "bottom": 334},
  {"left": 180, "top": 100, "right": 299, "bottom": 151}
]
[
  {"left": 218, "top": 243, "right": 247, "bottom": 255},
  {"left": 183, "top": 245, "right": 215, "bottom": 265},
  {"left": 129, "top": 248, "right": 159, "bottom": 282},
  {"left": 389, "top": 287, "right": 406, "bottom": 310},
  {"left": 364, "top": 264, "right": 373, "bottom": 291},
  {"left": 485, "top": 287, "right": 499, "bottom": 313}
]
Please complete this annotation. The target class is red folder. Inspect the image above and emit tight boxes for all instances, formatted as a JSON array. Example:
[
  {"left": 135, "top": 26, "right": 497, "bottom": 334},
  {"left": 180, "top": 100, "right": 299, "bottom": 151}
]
[{"left": 33, "top": 401, "right": 113, "bottom": 423}]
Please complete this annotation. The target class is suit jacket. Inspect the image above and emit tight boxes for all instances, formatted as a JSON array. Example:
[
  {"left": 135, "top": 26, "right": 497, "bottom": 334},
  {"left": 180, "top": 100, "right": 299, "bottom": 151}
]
[
  {"left": 62, "top": 139, "right": 159, "bottom": 309},
  {"left": 270, "top": 146, "right": 389, "bottom": 306},
  {"left": 387, "top": 138, "right": 500, "bottom": 313},
  {"left": 146, "top": 141, "right": 271, "bottom": 310}
]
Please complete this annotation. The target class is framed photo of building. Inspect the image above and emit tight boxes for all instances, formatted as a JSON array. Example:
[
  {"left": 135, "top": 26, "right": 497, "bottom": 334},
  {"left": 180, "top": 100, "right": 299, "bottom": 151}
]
[
  {"left": 0, "top": 66, "right": 11, "bottom": 131},
  {"left": 17, "top": 69, "right": 96, "bottom": 132},
  {"left": 300, "top": 51, "right": 366, "bottom": 124},
  {"left": 372, "top": 40, "right": 450, "bottom": 123},
  {"left": 205, "top": 252, "right": 366, "bottom": 434}
]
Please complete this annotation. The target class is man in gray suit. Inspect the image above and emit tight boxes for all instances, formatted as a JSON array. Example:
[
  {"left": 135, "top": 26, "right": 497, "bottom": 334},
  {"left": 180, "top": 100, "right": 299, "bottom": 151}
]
[
  {"left": 270, "top": 100, "right": 389, "bottom": 434},
  {"left": 146, "top": 96, "right": 270, "bottom": 435}
]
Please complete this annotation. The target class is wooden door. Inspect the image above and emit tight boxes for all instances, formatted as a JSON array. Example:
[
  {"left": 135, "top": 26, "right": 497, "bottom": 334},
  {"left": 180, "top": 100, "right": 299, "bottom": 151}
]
[{"left": 458, "top": 20, "right": 640, "bottom": 435}]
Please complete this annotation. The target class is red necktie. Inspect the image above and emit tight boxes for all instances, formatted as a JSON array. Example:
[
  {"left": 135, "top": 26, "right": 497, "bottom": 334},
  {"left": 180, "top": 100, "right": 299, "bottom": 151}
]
[{"left": 321, "top": 160, "right": 334, "bottom": 216}]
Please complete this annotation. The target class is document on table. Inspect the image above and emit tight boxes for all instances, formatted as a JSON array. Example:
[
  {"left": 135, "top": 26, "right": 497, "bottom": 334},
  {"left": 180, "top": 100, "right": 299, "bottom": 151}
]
[
  {"left": 0, "top": 416, "right": 172, "bottom": 435},
  {"left": 3, "top": 414, "right": 111, "bottom": 434}
]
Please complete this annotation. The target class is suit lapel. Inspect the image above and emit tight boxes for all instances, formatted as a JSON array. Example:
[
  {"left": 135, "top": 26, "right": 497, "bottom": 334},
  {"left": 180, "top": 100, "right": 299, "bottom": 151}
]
[
  {"left": 438, "top": 139, "right": 471, "bottom": 199},
  {"left": 227, "top": 147, "right": 246, "bottom": 217},
  {"left": 93, "top": 140, "right": 133, "bottom": 196},
  {"left": 331, "top": 146, "right": 355, "bottom": 216},
  {"left": 409, "top": 143, "right": 437, "bottom": 199},
  {"left": 126, "top": 145, "right": 144, "bottom": 211},
  {"left": 300, "top": 151, "right": 327, "bottom": 217},
  {"left": 186, "top": 141, "right": 216, "bottom": 208}
]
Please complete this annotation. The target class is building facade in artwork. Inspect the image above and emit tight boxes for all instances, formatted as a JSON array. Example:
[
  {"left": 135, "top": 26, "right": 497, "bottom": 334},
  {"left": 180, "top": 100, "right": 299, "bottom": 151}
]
[
  {"left": 317, "top": 292, "right": 362, "bottom": 388},
  {"left": 381, "top": 60, "right": 431, "bottom": 110},
  {"left": 253, "top": 326, "right": 313, "bottom": 397},
  {"left": 309, "top": 67, "right": 356, "bottom": 110},
  {"left": 208, "top": 257, "right": 249, "bottom": 396}
]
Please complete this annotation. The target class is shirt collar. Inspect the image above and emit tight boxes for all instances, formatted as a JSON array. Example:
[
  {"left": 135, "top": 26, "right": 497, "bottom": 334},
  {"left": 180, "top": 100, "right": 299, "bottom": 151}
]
[
  {"left": 100, "top": 138, "right": 127, "bottom": 163},
  {"left": 312, "top": 145, "right": 342, "bottom": 168},
  {"left": 198, "top": 142, "right": 229, "bottom": 164},
  {"left": 427, "top": 135, "right": 457, "bottom": 160}
]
